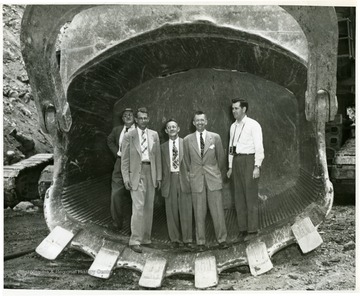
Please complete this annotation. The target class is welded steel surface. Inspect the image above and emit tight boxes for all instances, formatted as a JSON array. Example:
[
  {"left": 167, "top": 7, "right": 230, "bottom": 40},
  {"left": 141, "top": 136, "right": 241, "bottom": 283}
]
[{"left": 20, "top": 5, "right": 337, "bottom": 285}]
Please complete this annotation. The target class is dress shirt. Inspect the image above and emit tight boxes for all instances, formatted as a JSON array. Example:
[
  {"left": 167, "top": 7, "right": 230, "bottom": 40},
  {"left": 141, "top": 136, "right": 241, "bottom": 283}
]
[
  {"left": 195, "top": 130, "right": 207, "bottom": 154},
  {"left": 169, "top": 137, "right": 180, "bottom": 172},
  {"left": 137, "top": 127, "right": 150, "bottom": 162},
  {"left": 117, "top": 124, "right": 135, "bottom": 157},
  {"left": 228, "top": 115, "right": 264, "bottom": 168}
]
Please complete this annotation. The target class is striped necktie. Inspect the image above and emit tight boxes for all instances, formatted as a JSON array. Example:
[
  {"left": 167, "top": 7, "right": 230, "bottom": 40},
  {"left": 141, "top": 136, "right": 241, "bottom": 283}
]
[
  {"left": 172, "top": 140, "right": 179, "bottom": 169},
  {"left": 141, "top": 130, "right": 147, "bottom": 155},
  {"left": 200, "top": 132, "right": 205, "bottom": 158}
]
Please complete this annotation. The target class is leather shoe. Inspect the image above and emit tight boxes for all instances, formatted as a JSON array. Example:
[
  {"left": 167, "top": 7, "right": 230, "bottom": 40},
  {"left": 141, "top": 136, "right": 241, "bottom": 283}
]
[
  {"left": 244, "top": 232, "right": 258, "bottom": 242},
  {"left": 171, "top": 242, "right": 180, "bottom": 249},
  {"left": 197, "top": 245, "right": 206, "bottom": 252},
  {"left": 112, "top": 221, "right": 122, "bottom": 230},
  {"left": 184, "top": 243, "right": 193, "bottom": 249},
  {"left": 238, "top": 231, "right": 247, "bottom": 241},
  {"left": 130, "top": 245, "right": 142, "bottom": 253},
  {"left": 219, "top": 242, "right": 229, "bottom": 249}
]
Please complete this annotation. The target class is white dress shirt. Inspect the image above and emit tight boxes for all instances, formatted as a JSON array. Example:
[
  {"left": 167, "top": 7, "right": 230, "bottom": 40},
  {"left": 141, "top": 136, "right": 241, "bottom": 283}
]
[
  {"left": 117, "top": 124, "right": 135, "bottom": 157},
  {"left": 228, "top": 115, "right": 264, "bottom": 168},
  {"left": 137, "top": 127, "right": 150, "bottom": 162},
  {"left": 195, "top": 130, "right": 207, "bottom": 153},
  {"left": 169, "top": 137, "right": 180, "bottom": 172}
]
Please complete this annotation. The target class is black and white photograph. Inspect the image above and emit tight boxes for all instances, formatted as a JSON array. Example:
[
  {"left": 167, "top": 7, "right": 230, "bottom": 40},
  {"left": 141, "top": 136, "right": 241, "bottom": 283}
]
[{"left": 2, "top": 1, "right": 357, "bottom": 293}]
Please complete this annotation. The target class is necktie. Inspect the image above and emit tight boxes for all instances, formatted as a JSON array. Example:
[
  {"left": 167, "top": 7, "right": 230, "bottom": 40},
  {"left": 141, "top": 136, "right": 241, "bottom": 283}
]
[
  {"left": 125, "top": 127, "right": 129, "bottom": 133},
  {"left": 141, "top": 130, "right": 147, "bottom": 155},
  {"left": 172, "top": 140, "right": 179, "bottom": 169},
  {"left": 200, "top": 132, "right": 205, "bottom": 158}
]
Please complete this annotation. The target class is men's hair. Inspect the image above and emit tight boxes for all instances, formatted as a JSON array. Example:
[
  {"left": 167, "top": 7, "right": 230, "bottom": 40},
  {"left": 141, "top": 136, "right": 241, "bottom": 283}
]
[
  {"left": 165, "top": 118, "right": 178, "bottom": 128},
  {"left": 193, "top": 110, "right": 207, "bottom": 120},
  {"left": 232, "top": 98, "right": 249, "bottom": 112},
  {"left": 135, "top": 107, "right": 149, "bottom": 118},
  {"left": 121, "top": 108, "right": 133, "bottom": 117}
]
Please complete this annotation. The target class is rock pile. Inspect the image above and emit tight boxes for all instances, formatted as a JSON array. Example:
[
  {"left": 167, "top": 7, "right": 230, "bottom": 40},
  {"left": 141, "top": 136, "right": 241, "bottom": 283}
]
[{"left": 3, "top": 5, "right": 53, "bottom": 165}]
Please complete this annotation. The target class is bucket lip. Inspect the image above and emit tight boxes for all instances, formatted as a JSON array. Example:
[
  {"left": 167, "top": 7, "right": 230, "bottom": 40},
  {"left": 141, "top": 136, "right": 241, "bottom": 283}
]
[{"left": 44, "top": 189, "right": 328, "bottom": 276}]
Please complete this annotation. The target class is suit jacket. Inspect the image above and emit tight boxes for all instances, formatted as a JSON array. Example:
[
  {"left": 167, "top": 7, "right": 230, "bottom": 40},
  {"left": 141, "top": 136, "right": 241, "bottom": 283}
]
[
  {"left": 184, "top": 131, "right": 226, "bottom": 193},
  {"left": 121, "top": 128, "right": 162, "bottom": 190},
  {"left": 161, "top": 138, "right": 191, "bottom": 198},
  {"left": 107, "top": 125, "right": 123, "bottom": 157}
]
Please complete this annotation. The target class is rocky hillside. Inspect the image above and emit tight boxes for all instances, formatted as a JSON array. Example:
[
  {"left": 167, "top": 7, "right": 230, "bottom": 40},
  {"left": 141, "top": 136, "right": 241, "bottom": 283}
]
[{"left": 3, "top": 4, "right": 53, "bottom": 165}]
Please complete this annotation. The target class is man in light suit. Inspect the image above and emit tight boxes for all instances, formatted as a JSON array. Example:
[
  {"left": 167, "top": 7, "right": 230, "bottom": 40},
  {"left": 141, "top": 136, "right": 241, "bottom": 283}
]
[
  {"left": 107, "top": 108, "right": 135, "bottom": 229},
  {"left": 121, "top": 107, "right": 162, "bottom": 253},
  {"left": 184, "top": 111, "right": 228, "bottom": 251},
  {"left": 161, "top": 119, "right": 193, "bottom": 249}
]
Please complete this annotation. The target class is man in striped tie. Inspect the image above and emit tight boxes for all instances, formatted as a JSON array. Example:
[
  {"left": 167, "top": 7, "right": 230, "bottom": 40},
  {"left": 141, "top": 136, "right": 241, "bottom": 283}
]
[
  {"left": 160, "top": 119, "right": 193, "bottom": 249},
  {"left": 121, "top": 107, "right": 162, "bottom": 253}
]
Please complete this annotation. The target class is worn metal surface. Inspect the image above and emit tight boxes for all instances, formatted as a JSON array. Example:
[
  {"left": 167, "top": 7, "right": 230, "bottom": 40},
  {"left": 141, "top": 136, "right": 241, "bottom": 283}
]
[
  {"left": 4, "top": 154, "right": 53, "bottom": 207},
  {"left": 20, "top": 5, "right": 337, "bottom": 286}
]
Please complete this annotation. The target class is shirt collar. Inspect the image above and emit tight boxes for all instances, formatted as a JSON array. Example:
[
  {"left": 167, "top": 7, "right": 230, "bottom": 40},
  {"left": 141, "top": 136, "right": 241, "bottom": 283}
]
[
  {"left": 235, "top": 115, "right": 247, "bottom": 125},
  {"left": 196, "top": 130, "right": 207, "bottom": 137},
  {"left": 169, "top": 137, "right": 179, "bottom": 145},
  {"left": 124, "top": 123, "right": 135, "bottom": 131},
  {"left": 137, "top": 127, "right": 147, "bottom": 133}
]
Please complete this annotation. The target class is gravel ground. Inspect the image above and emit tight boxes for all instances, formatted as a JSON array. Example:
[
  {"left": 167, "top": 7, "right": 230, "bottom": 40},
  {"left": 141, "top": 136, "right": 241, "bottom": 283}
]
[{"left": 3, "top": 204, "right": 356, "bottom": 293}]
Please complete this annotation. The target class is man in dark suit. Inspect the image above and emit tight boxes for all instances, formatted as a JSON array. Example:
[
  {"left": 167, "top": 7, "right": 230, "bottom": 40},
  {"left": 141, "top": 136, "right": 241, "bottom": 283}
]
[
  {"left": 161, "top": 119, "right": 193, "bottom": 249},
  {"left": 184, "top": 111, "right": 228, "bottom": 251},
  {"left": 107, "top": 108, "right": 135, "bottom": 229},
  {"left": 121, "top": 107, "right": 162, "bottom": 253}
]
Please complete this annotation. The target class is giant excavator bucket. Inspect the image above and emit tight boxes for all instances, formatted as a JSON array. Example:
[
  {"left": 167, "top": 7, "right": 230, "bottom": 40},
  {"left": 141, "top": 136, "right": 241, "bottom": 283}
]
[{"left": 21, "top": 5, "right": 338, "bottom": 287}]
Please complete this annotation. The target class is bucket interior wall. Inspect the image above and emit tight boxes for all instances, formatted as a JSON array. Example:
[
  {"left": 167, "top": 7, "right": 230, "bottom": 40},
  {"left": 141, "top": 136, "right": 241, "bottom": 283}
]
[{"left": 59, "top": 24, "right": 323, "bottom": 245}]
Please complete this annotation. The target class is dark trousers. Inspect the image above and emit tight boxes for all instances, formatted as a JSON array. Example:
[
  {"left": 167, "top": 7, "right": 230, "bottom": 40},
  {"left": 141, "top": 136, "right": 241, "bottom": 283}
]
[
  {"left": 232, "top": 154, "right": 259, "bottom": 233},
  {"left": 165, "top": 173, "right": 193, "bottom": 243},
  {"left": 110, "top": 157, "right": 128, "bottom": 228}
]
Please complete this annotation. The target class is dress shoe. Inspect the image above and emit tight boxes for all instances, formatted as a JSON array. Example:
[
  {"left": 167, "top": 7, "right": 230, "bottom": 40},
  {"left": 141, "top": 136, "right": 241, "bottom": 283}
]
[
  {"left": 130, "top": 245, "right": 142, "bottom": 253},
  {"left": 237, "top": 231, "right": 247, "bottom": 241},
  {"left": 112, "top": 221, "right": 122, "bottom": 230},
  {"left": 171, "top": 242, "right": 180, "bottom": 249},
  {"left": 184, "top": 243, "right": 193, "bottom": 249},
  {"left": 219, "top": 242, "right": 229, "bottom": 249},
  {"left": 244, "top": 232, "right": 258, "bottom": 242},
  {"left": 197, "top": 245, "right": 206, "bottom": 252},
  {"left": 182, "top": 243, "right": 193, "bottom": 252}
]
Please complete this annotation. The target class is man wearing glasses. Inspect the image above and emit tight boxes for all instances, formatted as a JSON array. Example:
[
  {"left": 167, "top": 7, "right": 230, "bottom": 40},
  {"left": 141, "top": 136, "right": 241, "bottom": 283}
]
[{"left": 121, "top": 107, "right": 162, "bottom": 253}]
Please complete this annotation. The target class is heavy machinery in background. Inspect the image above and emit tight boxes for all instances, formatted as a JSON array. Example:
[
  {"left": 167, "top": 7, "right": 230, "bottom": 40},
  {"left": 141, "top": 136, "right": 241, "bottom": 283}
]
[
  {"left": 19, "top": 5, "right": 343, "bottom": 289},
  {"left": 326, "top": 7, "right": 355, "bottom": 204}
]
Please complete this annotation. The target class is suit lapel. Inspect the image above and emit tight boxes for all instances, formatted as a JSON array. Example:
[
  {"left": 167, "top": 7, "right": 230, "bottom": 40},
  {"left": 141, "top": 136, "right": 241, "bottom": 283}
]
[
  {"left": 190, "top": 133, "right": 201, "bottom": 157},
  {"left": 203, "top": 132, "right": 212, "bottom": 155},
  {"left": 164, "top": 141, "right": 170, "bottom": 167},
  {"left": 133, "top": 129, "right": 141, "bottom": 155},
  {"left": 179, "top": 138, "right": 184, "bottom": 163},
  {"left": 147, "top": 129, "right": 153, "bottom": 153}
]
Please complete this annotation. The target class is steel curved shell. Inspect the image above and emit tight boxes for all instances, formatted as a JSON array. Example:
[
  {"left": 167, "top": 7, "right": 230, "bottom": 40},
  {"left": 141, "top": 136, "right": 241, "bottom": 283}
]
[{"left": 21, "top": 5, "right": 337, "bottom": 287}]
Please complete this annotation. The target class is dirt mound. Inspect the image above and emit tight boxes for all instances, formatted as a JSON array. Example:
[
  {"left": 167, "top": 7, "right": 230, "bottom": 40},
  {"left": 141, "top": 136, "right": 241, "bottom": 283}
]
[{"left": 3, "top": 4, "right": 53, "bottom": 165}]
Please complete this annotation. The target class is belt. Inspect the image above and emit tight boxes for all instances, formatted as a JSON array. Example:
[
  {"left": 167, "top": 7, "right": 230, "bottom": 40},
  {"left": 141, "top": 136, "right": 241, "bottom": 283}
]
[
  {"left": 142, "top": 161, "right": 151, "bottom": 165},
  {"left": 234, "top": 153, "right": 255, "bottom": 156},
  {"left": 171, "top": 172, "right": 180, "bottom": 174}
]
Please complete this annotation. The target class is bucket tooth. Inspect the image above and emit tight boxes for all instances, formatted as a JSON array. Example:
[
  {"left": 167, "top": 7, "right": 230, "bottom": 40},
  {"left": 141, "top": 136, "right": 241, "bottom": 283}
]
[
  {"left": 194, "top": 255, "right": 218, "bottom": 289},
  {"left": 139, "top": 256, "right": 167, "bottom": 288},
  {"left": 246, "top": 241, "right": 273, "bottom": 276},
  {"left": 291, "top": 217, "right": 323, "bottom": 253},
  {"left": 88, "top": 243, "right": 121, "bottom": 279},
  {"left": 35, "top": 225, "right": 77, "bottom": 260}
]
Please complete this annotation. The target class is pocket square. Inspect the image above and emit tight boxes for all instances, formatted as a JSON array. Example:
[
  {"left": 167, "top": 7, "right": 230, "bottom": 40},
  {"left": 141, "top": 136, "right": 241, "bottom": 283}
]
[{"left": 209, "top": 144, "right": 215, "bottom": 149}]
